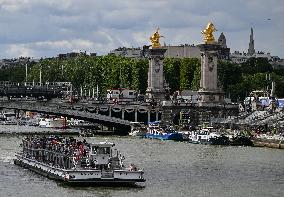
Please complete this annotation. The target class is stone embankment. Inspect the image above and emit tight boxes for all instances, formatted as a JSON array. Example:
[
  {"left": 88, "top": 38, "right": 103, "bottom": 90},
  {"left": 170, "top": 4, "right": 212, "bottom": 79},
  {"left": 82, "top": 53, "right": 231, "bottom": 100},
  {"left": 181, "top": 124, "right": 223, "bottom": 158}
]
[
  {"left": 0, "top": 125, "right": 79, "bottom": 135},
  {"left": 253, "top": 137, "right": 284, "bottom": 149}
]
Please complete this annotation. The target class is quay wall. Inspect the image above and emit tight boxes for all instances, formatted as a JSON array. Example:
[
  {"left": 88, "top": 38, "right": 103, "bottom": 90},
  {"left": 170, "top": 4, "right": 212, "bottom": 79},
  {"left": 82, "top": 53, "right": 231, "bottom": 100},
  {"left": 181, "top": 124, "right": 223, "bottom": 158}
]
[{"left": 253, "top": 139, "right": 284, "bottom": 149}]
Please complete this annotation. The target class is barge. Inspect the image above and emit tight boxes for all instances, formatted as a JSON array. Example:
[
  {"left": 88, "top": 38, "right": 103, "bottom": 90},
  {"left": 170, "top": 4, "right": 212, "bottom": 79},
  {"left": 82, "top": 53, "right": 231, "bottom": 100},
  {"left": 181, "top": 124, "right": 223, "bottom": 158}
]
[{"left": 14, "top": 136, "right": 145, "bottom": 185}]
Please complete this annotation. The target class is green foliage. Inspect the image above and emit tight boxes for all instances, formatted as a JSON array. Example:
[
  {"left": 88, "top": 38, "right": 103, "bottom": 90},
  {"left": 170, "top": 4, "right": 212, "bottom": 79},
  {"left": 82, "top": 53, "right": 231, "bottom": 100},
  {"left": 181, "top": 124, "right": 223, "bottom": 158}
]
[
  {"left": 218, "top": 58, "right": 278, "bottom": 101},
  {"left": 1, "top": 55, "right": 284, "bottom": 101},
  {"left": 228, "top": 73, "right": 268, "bottom": 100},
  {"left": 190, "top": 59, "right": 201, "bottom": 90},
  {"left": 271, "top": 74, "right": 284, "bottom": 98},
  {"left": 25, "top": 55, "right": 149, "bottom": 96},
  {"left": 218, "top": 60, "right": 241, "bottom": 91},
  {"left": 180, "top": 58, "right": 200, "bottom": 90},
  {"left": 163, "top": 58, "right": 200, "bottom": 92},
  {"left": 240, "top": 57, "right": 273, "bottom": 74},
  {"left": 132, "top": 59, "right": 148, "bottom": 93},
  {"left": 0, "top": 65, "right": 25, "bottom": 82},
  {"left": 164, "top": 58, "right": 181, "bottom": 93}
]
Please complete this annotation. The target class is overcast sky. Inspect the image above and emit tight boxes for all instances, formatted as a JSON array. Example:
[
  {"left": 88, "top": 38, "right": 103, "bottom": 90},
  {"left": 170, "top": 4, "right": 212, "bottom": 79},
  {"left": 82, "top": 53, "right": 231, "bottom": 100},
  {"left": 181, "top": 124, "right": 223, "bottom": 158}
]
[{"left": 0, "top": 0, "right": 283, "bottom": 59}]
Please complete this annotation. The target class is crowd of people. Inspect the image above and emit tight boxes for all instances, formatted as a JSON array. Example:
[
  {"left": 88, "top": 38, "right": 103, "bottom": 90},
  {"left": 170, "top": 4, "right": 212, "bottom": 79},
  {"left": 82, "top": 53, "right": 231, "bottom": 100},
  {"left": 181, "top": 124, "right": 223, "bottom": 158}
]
[{"left": 22, "top": 136, "right": 90, "bottom": 169}]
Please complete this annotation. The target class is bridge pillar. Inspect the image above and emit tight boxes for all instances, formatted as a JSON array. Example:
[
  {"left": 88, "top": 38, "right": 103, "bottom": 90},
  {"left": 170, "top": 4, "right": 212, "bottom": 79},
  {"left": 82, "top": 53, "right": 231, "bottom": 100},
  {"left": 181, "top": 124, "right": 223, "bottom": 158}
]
[
  {"left": 109, "top": 106, "right": 112, "bottom": 116},
  {"left": 15, "top": 109, "right": 20, "bottom": 119},
  {"left": 134, "top": 108, "right": 138, "bottom": 122},
  {"left": 122, "top": 109, "right": 125, "bottom": 120},
  {"left": 156, "top": 110, "right": 159, "bottom": 121},
  {"left": 197, "top": 43, "right": 224, "bottom": 106},
  {"left": 146, "top": 48, "right": 167, "bottom": 101}
]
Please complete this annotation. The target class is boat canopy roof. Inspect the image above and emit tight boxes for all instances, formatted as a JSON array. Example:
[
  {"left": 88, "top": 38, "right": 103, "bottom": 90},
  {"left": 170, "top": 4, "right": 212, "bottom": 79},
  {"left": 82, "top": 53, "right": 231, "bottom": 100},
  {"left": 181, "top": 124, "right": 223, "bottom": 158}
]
[
  {"left": 90, "top": 142, "right": 115, "bottom": 148},
  {"left": 148, "top": 121, "right": 161, "bottom": 124}
]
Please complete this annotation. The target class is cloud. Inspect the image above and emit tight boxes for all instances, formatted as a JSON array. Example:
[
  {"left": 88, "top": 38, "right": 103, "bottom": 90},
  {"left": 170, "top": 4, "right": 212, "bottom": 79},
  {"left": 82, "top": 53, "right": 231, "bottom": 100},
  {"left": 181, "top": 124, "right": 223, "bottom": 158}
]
[
  {"left": 0, "top": 0, "right": 283, "bottom": 58},
  {"left": 34, "top": 39, "right": 94, "bottom": 50},
  {"left": 0, "top": 39, "right": 95, "bottom": 57},
  {"left": 5, "top": 44, "right": 35, "bottom": 57}
]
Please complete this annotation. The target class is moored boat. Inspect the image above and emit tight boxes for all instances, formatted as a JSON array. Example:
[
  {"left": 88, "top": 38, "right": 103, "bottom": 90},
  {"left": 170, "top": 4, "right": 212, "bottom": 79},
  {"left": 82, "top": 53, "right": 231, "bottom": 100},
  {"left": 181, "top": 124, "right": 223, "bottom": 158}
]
[
  {"left": 188, "top": 129, "right": 211, "bottom": 144},
  {"left": 188, "top": 126, "right": 231, "bottom": 145},
  {"left": 230, "top": 135, "right": 253, "bottom": 146},
  {"left": 129, "top": 122, "right": 147, "bottom": 137},
  {"left": 145, "top": 121, "right": 183, "bottom": 141},
  {"left": 14, "top": 136, "right": 145, "bottom": 185},
  {"left": 39, "top": 118, "right": 67, "bottom": 129},
  {"left": 209, "top": 134, "right": 230, "bottom": 145}
]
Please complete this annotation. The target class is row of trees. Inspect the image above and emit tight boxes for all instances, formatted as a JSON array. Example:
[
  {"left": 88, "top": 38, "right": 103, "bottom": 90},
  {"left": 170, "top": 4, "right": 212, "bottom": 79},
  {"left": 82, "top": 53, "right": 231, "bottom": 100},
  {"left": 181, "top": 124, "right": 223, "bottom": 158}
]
[
  {"left": 1, "top": 55, "right": 284, "bottom": 101},
  {"left": 218, "top": 57, "right": 284, "bottom": 100}
]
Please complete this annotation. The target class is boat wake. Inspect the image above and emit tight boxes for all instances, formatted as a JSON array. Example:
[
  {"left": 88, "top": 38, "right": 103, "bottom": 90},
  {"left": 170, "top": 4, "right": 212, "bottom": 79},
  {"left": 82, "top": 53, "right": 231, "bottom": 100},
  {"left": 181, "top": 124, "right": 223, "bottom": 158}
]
[{"left": 0, "top": 155, "right": 15, "bottom": 164}]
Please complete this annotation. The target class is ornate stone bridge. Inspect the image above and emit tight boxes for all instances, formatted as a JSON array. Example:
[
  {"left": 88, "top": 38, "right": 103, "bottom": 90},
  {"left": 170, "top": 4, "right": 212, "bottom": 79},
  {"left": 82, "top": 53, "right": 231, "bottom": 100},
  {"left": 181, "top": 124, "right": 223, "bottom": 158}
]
[
  {"left": 0, "top": 99, "right": 239, "bottom": 134},
  {"left": 0, "top": 99, "right": 163, "bottom": 134}
]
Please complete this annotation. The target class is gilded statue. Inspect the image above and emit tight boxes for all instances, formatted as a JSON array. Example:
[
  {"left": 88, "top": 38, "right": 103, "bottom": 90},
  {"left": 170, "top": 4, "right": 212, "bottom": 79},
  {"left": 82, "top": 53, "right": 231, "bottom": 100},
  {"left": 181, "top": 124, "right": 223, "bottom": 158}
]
[
  {"left": 150, "top": 28, "right": 163, "bottom": 48},
  {"left": 201, "top": 22, "right": 217, "bottom": 44}
]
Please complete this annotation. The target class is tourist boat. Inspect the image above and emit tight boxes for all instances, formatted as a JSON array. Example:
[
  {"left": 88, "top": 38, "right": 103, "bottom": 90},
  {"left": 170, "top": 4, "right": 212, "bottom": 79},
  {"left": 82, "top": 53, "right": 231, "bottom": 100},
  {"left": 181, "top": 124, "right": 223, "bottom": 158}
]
[
  {"left": 129, "top": 122, "right": 147, "bottom": 137},
  {"left": 145, "top": 121, "right": 183, "bottom": 141},
  {"left": 14, "top": 136, "right": 145, "bottom": 185}
]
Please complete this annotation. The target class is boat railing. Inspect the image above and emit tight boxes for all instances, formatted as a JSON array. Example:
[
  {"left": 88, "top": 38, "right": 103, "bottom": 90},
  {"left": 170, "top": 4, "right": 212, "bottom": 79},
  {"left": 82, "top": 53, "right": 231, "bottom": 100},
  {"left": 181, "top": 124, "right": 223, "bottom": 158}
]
[{"left": 101, "top": 170, "right": 114, "bottom": 178}]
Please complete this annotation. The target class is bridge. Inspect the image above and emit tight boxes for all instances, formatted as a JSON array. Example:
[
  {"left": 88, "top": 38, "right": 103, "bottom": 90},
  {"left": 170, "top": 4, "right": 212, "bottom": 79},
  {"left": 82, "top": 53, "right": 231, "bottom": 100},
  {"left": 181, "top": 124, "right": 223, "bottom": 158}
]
[
  {"left": 0, "top": 98, "right": 239, "bottom": 134},
  {"left": 0, "top": 100, "right": 135, "bottom": 134},
  {"left": 0, "top": 98, "right": 166, "bottom": 134}
]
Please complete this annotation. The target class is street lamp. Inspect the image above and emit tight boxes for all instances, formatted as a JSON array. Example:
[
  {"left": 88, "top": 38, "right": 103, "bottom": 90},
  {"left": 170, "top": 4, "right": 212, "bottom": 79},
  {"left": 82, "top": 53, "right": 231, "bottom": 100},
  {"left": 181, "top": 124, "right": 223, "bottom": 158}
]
[
  {"left": 61, "top": 64, "right": 64, "bottom": 80},
  {"left": 25, "top": 63, "right": 28, "bottom": 84},
  {"left": 39, "top": 64, "right": 42, "bottom": 86}
]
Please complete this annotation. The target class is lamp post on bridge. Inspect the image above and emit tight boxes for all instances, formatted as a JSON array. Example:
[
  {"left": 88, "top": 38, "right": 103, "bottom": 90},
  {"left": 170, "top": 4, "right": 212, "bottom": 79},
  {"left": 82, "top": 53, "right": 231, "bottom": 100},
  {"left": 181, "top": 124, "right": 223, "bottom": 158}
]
[
  {"left": 25, "top": 63, "right": 28, "bottom": 86},
  {"left": 39, "top": 64, "right": 42, "bottom": 86},
  {"left": 61, "top": 64, "right": 64, "bottom": 80}
]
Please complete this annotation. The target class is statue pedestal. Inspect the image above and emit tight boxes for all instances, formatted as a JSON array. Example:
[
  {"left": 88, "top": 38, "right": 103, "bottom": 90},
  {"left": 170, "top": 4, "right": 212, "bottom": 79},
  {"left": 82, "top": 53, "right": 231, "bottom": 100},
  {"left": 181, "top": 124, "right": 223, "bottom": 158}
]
[
  {"left": 197, "top": 43, "right": 225, "bottom": 106},
  {"left": 146, "top": 48, "right": 167, "bottom": 101},
  {"left": 197, "top": 89, "right": 225, "bottom": 107}
]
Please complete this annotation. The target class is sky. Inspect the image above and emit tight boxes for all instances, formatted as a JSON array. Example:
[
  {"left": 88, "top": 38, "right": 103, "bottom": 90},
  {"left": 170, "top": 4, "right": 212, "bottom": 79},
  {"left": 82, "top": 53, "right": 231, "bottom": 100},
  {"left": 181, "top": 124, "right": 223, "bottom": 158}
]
[{"left": 0, "top": 0, "right": 283, "bottom": 59}]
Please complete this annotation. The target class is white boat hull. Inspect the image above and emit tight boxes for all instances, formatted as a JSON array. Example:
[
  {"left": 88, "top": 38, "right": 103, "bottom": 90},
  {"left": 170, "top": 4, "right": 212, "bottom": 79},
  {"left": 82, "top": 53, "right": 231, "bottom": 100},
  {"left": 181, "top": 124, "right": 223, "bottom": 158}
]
[
  {"left": 39, "top": 119, "right": 64, "bottom": 128},
  {"left": 14, "top": 154, "right": 145, "bottom": 184}
]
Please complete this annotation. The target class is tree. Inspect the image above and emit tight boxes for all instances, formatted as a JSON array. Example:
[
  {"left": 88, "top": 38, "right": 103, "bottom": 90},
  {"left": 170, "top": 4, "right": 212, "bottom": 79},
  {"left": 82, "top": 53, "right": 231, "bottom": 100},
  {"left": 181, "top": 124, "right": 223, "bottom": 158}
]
[
  {"left": 164, "top": 58, "right": 181, "bottom": 93},
  {"left": 3, "top": 54, "right": 283, "bottom": 102},
  {"left": 190, "top": 59, "right": 201, "bottom": 91},
  {"left": 180, "top": 58, "right": 199, "bottom": 91},
  {"left": 218, "top": 60, "right": 242, "bottom": 96},
  {"left": 241, "top": 57, "right": 272, "bottom": 74}
]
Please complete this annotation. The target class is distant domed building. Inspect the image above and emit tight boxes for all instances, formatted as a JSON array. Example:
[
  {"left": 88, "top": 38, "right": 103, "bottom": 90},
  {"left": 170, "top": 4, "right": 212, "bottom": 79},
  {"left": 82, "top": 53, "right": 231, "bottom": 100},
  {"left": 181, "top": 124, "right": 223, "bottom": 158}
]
[
  {"left": 217, "top": 32, "right": 230, "bottom": 60},
  {"left": 218, "top": 32, "right": 227, "bottom": 48}
]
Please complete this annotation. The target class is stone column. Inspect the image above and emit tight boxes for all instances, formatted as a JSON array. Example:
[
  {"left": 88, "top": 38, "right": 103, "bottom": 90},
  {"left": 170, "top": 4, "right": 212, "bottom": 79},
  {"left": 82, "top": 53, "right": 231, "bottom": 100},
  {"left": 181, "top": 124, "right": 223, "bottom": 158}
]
[
  {"left": 122, "top": 109, "right": 125, "bottom": 120},
  {"left": 197, "top": 44, "right": 224, "bottom": 106},
  {"left": 109, "top": 106, "right": 112, "bottom": 116},
  {"left": 134, "top": 108, "right": 138, "bottom": 122},
  {"left": 146, "top": 48, "right": 167, "bottom": 101},
  {"left": 148, "top": 110, "right": 151, "bottom": 123},
  {"left": 156, "top": 110, "right": 159, "bottom": 121}
]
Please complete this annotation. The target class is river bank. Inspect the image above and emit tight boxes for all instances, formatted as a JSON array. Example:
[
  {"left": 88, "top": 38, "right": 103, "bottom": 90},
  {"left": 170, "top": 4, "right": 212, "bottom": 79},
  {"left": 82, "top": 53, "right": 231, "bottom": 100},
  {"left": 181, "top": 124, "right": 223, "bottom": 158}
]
[
  {"left": 0, "top": 125, "right": 79, "bottom": 135},
  {"left": 253, "top": 138, "right": 284, "bottom": 149}
]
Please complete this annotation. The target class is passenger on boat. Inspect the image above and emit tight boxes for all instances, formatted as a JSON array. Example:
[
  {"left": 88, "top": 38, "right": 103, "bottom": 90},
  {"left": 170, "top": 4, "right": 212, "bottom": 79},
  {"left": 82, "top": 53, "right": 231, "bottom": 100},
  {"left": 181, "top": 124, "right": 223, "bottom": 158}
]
[{"left": 129, "top": 164, "right": 137, "bottom": 171}]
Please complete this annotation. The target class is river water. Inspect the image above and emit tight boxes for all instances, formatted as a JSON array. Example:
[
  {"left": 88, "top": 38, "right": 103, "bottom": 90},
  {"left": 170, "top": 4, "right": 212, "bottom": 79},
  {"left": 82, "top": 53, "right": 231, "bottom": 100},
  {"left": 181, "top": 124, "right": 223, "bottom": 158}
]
[{"left": 0, "top": 126, "right": 283, "bottom": 197}]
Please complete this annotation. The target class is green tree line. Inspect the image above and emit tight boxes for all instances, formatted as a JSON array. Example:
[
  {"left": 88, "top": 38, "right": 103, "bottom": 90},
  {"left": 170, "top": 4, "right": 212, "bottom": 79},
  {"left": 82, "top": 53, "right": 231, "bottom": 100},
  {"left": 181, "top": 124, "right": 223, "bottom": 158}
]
[{"left": 1, "top": 55, "right": 284, "bottom": 101}]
